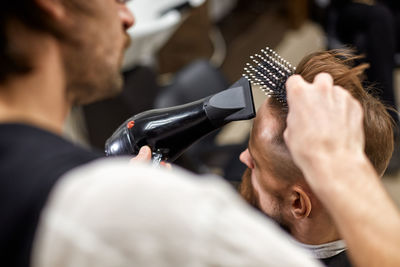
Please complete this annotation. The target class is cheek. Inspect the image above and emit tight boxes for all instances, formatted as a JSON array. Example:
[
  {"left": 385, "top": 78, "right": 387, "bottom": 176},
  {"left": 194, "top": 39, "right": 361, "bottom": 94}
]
[
  {"left": 251, "top": 171, "right": 280, "bottom": 216},
  {"left": 95, "top": 8, "right": 125, "bottom": 49},
  {"left": 258, "top": 191, "right": 280, "bottom": 217},
  {"left": 239, "top": 169, "right": 257, "bottom": 206}
]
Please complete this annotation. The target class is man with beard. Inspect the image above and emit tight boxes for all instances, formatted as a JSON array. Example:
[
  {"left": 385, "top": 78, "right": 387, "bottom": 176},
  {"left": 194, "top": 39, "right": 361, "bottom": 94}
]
[
  {"left": 0, "top": 1, "right": 325, "bottom": 267},
  {"left": 0, "top": 1, "right": 133, "bottom": 266},
  {"left": 239, "top": 50, "right": 395, "bottom": 267}
]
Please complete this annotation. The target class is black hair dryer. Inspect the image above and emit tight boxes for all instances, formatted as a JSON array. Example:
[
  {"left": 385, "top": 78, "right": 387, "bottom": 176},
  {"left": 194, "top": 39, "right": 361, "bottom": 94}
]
[{"left": 105, "top": 77, "right": 255, "bottom": 164}]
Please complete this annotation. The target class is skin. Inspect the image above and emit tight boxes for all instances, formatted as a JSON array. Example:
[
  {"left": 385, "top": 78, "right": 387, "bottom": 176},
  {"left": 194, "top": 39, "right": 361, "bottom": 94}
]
[
  {"left": 239, "top": 103, "right": 291, "bottom": 224},
  {"left": 239, "top": 98, "right": 340, "bottom": 245},
  {"left": 0, "top": 0, "right": 153, "bottom": 161},
  {"left": 59, "top": 0, "right": 135, "bottom": 105},
  {"left": 284, "top": 73, "right": 400, "bottom": 267},
  {"left": 0, "top": 0, "right": 134, "bottom": 134}
]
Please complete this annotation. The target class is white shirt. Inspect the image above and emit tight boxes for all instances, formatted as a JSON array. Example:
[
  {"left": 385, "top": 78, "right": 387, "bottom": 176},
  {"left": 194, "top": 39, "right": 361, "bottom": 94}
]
[
  {"left": 32, "top": 158, "right": 322, "bottom": 267},
  {"left": 297, "top": 240, "right": 347, "bottom": 259}
]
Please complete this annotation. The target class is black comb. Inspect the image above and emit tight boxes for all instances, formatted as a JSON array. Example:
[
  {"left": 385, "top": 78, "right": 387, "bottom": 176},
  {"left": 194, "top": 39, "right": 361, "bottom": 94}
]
[{"left": 243, "top": 47, "right": 295, "bottom": 106}]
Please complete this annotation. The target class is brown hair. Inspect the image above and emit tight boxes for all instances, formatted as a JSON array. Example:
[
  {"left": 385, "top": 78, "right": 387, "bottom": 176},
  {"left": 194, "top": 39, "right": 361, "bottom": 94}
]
[
  {"left": 0, "top": 1, "right": 89, "bottom": 83},
  {"left": 268, "top": 49, "right": 394, "bottom": 178}
]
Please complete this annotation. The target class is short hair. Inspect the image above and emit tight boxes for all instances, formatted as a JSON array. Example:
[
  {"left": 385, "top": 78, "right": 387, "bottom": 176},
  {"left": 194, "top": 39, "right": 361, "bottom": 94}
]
[
  {"left": 266, "top": 49, "right": 394, "bottom": 180},
  {"left": 1, "top": 2, "right": 53, "bottom": 81},
  {"left": 0, "top": 1, "right": 87, "bottom": 82}
]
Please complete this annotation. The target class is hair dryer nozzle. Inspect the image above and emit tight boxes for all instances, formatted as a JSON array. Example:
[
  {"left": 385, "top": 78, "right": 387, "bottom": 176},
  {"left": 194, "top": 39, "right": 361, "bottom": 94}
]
[{"left": 204, "top": 77, "right": 255, "bottom": 127}]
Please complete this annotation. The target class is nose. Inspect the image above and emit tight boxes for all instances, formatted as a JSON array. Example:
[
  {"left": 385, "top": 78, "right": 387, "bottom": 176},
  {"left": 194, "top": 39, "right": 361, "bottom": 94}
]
[
  {"left": 240, "top": 149, "right": 254, "bottom": 169},
  {"left": 118, "top": 4, "right": 135, "bottom": 30}
]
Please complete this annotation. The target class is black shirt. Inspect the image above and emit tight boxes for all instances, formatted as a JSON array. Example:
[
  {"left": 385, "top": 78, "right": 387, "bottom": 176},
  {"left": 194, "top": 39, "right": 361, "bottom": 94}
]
[
  {"left": 322, "top": 251, "right": 353, "bottom": 267},
  {"left": 0, "top": 124, "right": 102, "bottom": 267}
]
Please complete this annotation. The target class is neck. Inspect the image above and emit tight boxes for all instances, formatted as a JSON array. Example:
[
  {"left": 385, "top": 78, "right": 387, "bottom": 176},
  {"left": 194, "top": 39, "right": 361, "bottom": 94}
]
[
  {"left": 0, "top": 37, "right": 68, "bottom": 134},
  {"left": 290, "top": 211, "right": 341, "bottom": 245}
]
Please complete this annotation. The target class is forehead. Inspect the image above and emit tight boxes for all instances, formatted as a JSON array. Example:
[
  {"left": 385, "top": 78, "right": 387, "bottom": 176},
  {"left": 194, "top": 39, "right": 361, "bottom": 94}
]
[{"left": 251, "top": 99, "right": 280, "bottom": 148}]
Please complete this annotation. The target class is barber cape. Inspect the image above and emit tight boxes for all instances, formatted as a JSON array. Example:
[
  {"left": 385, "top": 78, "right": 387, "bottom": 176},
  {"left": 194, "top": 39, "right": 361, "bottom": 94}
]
[
  {"left": 297, "top": 240, "right": 352, "bottom": 267},
  {"left": 32, "top": 159, "right": 324, "bottom": 267}
]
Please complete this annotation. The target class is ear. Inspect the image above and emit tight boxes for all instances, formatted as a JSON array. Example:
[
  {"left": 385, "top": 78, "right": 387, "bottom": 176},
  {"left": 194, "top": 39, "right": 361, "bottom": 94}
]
[
  {"left": 34, "top": 0, "right": 66, "bottom": 21},
  {"left": 289, "top": 185, "right": 312, "bottom": 219}
]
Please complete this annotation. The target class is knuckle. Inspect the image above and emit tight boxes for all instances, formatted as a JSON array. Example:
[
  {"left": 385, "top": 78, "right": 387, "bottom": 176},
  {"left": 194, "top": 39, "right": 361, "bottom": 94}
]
[
  {"left": 314, "top": 73, "right": 334, "bottom": 91},
  {"left": 287, "top": 75, "right": 304, "bottom": 89}
]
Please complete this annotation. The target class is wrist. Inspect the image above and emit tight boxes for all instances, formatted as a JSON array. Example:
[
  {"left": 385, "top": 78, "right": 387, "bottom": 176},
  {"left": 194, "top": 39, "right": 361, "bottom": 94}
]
[{"left": 301, "top": 150, "right": 373, "bottom": 196}]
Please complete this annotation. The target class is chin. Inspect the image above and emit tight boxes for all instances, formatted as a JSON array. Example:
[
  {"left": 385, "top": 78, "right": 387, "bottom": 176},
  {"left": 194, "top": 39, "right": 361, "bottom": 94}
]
[{"left": 69, "top": 73, "right": 124, "bottom": 105}]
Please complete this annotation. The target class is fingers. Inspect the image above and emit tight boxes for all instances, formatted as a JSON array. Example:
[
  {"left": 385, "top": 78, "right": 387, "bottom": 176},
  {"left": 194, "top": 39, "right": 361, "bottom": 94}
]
[
  {"left": 285, "top": 75, "right": 309, "bottom": 107},
  {"left": 286, "top": 73, "right": 334, "bottom": 108},
  {"left": 313, "top": 72, "right": 334, "bottom": 92},
  {"left": 286, "top": 74, "right": 309, "bottom": 91},
  {"left": 286, "top": 73, "right": 334, "bottom": 101},
  {"left": 130, "top": 146, "right": 152, "bottom": 163},
  {"left": 284, "top": 71, "right": 365, "bottom": 171},
  {"left": 130, "top": 147, "right": 173, "bottom": 169},
  {"left": 160, "top": 161, "right": 172, "bottom": 170},
  {"left": 137, "top": 145, "right": 152, "bottom": 159}
]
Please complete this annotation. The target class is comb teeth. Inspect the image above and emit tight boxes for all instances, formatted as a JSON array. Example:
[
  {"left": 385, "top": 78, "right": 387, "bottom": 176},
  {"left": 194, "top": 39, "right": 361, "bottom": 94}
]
[{"left": 243, "top": 47, "right": 295, "bottom": 107}]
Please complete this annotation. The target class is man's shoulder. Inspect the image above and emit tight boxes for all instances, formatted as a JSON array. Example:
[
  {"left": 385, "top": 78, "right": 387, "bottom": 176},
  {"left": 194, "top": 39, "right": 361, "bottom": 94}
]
[
  {"left": 0, "top": 123, "right": 102, "bottom": 162},
  {"left": 0, "top": 123, "right": 102, "bottom": 192},
  {"left": 0, "top": 123, "right": 103, "bottom": 267}
]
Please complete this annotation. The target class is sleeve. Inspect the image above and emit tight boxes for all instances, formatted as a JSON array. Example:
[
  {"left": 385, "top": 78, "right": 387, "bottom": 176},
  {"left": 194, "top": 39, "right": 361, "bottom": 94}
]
[{"left": 32, "top": 158, "right": 322, "bottom": 267}]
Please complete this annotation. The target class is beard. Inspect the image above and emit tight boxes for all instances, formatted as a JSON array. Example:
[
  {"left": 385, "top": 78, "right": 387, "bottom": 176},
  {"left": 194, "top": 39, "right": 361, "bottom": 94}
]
[
  {"left": 60, "top": 7, "right": 130, "bottom": 106},
  {"left": 239, "top": 168, "right": 260, "bottom": 210},
  {"left": 64, "top": 57, "right": 124, "bottom": 106},
  {"left": 239, "top": 168, "right": 291, "bottom": 233},
  {"left": 62, "top": 36, "right": 128, "bottom": 106}
]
